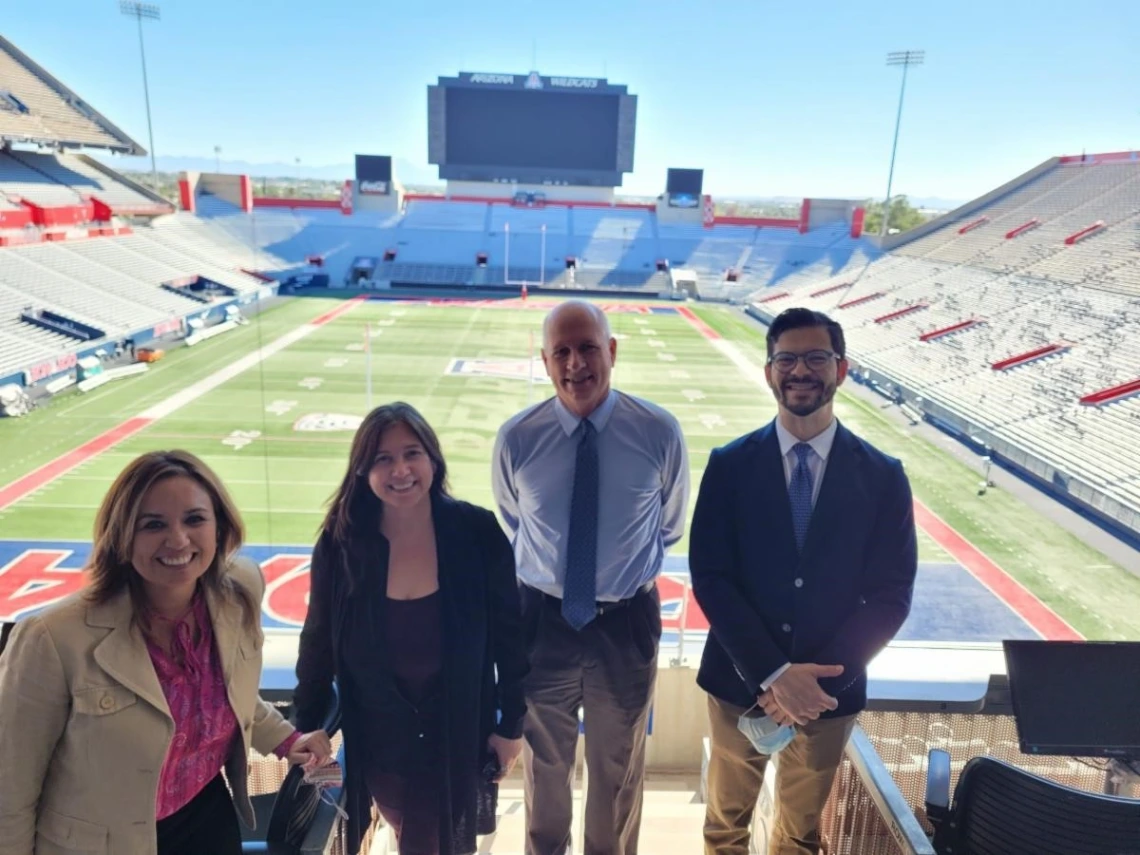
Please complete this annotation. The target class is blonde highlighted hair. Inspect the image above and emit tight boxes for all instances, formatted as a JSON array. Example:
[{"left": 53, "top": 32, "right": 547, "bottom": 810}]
[{"left": 85, "top": 450, "right": 259, "bottom": 632}]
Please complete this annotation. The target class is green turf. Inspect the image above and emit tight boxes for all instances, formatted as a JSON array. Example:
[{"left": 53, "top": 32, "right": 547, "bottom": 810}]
[{"left": 1, "top": 296, "right": 1137, "bottom": 640}]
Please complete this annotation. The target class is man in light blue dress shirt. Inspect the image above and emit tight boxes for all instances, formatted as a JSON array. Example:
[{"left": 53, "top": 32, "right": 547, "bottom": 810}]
[{"left": 493, "top": 300, "right": 689, "bottom": 855}]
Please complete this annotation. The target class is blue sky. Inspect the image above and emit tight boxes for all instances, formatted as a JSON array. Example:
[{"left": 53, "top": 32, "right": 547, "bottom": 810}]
[{"left": 5, "top": 0, "right": 1138, "bottom": 201}]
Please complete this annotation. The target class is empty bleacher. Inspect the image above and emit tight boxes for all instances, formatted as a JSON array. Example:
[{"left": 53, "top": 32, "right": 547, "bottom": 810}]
[
  {"left": 750, "top": 154, "right": 1140, "bottom": 533},
  {"left": 0, "top": 35, "right": 138, "bottom": 152},
  {"left": 567, "top": 207, "right": 658, "bottom": 283},
  {"left": 657, "top": 223, "right": 755, "bottom": 279},
  {"left": 0, "top": 279, "right": 89, "bottom": 370},
  {"left": 893, "top": 160, "right": 1140, "bottom": 293},
  {"left": 153, "top": 211, "right": 286, "bottom": 272},
  {"left": 192, "top": 194, "right": 880, "bottom": 296},
  {"left": 0, "top": 150, "right": 168, "bottom": 213},
  {"left": 0, "top": 216, "right": 285, "bottom": 381},
  {"left": 0, "top": 150, "right": 85, "bottom": 208}
]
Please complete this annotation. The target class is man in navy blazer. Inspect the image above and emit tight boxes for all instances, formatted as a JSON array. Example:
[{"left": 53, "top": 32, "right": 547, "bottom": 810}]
[{"left": 690, "top": 307, "right": 918, "bottom": 855}]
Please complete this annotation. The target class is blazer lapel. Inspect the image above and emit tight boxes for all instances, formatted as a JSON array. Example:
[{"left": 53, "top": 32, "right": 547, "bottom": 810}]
[
  {"left": 205, "top": 585, "right": 242, "bottom": 691},
  {"left": 88, "top": 593, "right": 171, "bottom": 718},
  {"left": 797, "top": 423, "right": 868, "bottom": 570}
]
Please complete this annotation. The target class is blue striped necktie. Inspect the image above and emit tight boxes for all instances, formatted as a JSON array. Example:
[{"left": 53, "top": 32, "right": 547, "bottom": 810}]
[
  {"left": 562, "top": 419, "right": 599, "bottom": 630},
  {"left": 789, "top": 442, "right": 815, "bottom": 551}
]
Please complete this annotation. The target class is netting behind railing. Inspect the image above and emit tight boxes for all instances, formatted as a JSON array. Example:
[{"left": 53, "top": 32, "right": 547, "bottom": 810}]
[
  {"left": 821, "top": 758, "right": 917, "bottom": 855},
  {"left": 816, "top": 710, "right": 1118, "bottom": 852},
  {"left": 857, "top": 710, "right": 1112, "bottom": 833}
]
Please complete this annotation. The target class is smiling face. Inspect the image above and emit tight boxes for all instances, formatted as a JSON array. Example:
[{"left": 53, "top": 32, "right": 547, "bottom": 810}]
[
  {"left": 130, "top": 475, "right": 218, "bottom": 601},
  {"left": 542, "top": 302, "right": 617, "bottom": 419},
  {"left": 367, "top": 421, "right": 436, "bottom": 510},
  {"left": 764, "top": 325, "right": 848, "bottom": 420}
]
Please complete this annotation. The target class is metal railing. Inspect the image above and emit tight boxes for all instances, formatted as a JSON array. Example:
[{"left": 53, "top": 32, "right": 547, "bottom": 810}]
[{"left": 819, "top": 726, "right": 935, "bottom": 855}]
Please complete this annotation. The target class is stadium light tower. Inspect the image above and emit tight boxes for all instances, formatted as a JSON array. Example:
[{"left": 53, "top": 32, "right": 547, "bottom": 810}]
[
  {"left": 880, "top": 49, "right": 924, "bottom": 237},
  {"left": 214, "top": 145, "right": 222, "bottom": 173},
  {"left": 120, "top": 1, "right": 161, "bottom": 190}
]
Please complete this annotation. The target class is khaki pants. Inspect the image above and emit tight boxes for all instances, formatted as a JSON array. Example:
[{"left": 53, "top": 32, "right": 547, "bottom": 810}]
[
  {"left": 521, "top": 585, "right": 660, "bottom": 855},
  {"left": 704, "top": 695, "right": 856, "bottom": 855}
]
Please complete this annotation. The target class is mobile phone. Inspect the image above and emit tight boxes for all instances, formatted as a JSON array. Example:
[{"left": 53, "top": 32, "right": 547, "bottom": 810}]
[{"left": 481, "top": 753, "right": 502, "bottom": 783}]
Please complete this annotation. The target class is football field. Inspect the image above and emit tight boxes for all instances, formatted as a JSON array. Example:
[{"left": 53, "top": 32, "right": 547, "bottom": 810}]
[{"left": 0, "top": 295, "right": 1138, "bottom": 641}]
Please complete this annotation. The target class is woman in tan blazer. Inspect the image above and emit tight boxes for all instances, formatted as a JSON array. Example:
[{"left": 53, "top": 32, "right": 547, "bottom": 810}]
[{"left": 0, "top": 450, "right": 332, "bottom": 855}]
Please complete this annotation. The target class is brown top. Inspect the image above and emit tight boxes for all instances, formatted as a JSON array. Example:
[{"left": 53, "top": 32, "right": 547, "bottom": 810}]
[{"left": 383, "top": 590, "right": 442, "bottom": 704}]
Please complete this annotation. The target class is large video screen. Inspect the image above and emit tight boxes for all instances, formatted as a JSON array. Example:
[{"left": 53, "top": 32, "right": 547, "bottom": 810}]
[
  {"left": 666, "top": 168, "right": 704, "bottom": 208},
  {"left": 355, "top": 154, "right": 392, "bottom": 196},
  {"left": 444, "top": 88, "right": 620, "bottom": 172},
  {"left": 667, "top": 168, "right": 704, "bottom": 196}
]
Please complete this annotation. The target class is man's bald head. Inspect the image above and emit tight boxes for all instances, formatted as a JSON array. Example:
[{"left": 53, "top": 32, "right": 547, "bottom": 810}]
[
  {"left": 541, "top": 300, "right": 617, "bottom": 419},
  {"left": 542, "top": 300, "right": 611, "bottom": 352}
]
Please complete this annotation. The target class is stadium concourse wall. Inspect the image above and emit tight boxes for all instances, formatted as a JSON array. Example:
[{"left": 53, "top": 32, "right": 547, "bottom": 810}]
[
  {"left": 0, "top": 284, "right": 279, "bottom": 392},
  {"left": 247, "top": 190, "right": 829, "bottom": 229},
  {"left": 178, "top": 172, "right": 254, "bottom": 214},
  {"left": 745, "top": 303, "right": 1140, "bottom": 546}
]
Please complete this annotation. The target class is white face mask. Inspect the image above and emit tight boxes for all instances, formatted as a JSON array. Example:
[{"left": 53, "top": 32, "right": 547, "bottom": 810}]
[
  {"left": 304, "top": 760, "right": 349, "bottom": 821},
  {"left": 737, "top": 705, "right": 797, "bottom": 755}
]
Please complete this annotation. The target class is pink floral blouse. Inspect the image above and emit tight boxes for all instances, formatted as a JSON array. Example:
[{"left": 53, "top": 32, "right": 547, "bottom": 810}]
[{"left": 145, "top": 592, "right": 299, "bottom": 819}]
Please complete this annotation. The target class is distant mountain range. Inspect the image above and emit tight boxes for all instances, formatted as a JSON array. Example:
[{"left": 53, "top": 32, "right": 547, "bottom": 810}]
[{"left": 92, "top": 154, "right": 440, "bottom": 186}]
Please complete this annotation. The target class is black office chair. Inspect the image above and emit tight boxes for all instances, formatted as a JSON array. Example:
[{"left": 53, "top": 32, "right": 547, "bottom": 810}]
[
  {"left": 924, "top": 748, "right": 1140, "bottom": 855},
  {"left": 242, "top": 687, "right": 343, "bottom": 855}
]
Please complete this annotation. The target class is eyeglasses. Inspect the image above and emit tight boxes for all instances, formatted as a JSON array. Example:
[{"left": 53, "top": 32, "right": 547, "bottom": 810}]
[{"left": 767, "top": 350, "right": 840, "bottom": 372}]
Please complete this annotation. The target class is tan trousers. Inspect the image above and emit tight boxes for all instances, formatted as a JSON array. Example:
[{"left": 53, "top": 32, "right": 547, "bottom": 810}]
[{"left": 704, "top": 695, "right": 857, "bottom": 855}]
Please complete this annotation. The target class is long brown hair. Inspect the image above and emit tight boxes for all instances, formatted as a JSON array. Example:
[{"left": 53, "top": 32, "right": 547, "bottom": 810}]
[
  {"left": 85, "top": 450, "right": 259, "bottom": 632},
  {"left": 322, "top": 401, "right": 451, "bottom": 545}
]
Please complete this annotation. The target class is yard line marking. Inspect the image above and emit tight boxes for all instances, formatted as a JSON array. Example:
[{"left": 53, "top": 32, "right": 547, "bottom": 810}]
[
  {"left": 59, "top": 475, "right": 340, "bottom": 487},
  {"left": 85, "top": 452, "right": 356, "bottom": 465},
  {"left": 132, "top": 432, "right": 354, "bottom": 446},
  {"left": 10, "top": 503, "right": 325, "bottom": 515},
  {"left": 0, "top": 297, "right": 365, "bottom": 512}
]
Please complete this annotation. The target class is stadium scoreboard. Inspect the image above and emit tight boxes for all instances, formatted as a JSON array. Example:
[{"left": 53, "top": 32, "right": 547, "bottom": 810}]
[
  {"left": 666, "top": 168, "right": 704, "bottom": 208},
  {"left": 355, "top": 154, "right": 392, "bottom": 195},
  {"left": 427, "top": 72, "right": 637, "bottom": 187}
]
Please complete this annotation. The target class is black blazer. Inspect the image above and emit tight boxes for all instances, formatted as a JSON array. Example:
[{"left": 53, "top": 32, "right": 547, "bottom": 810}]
[
  {"left": 689, "top": 420, "right": 918, "bottom": 717},
  {"left": 293, "top": 494, "right": 528, "bottom": 855}
]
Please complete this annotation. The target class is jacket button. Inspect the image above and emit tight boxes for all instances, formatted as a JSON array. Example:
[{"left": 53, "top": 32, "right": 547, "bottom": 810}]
[
  {"left": 100, "top": 694, "right": 115, "bottom": 710},
  {"left": 782, "top": 623, "right": 792, "bottom": 633},
  {"left": 794, "top": 578, "right": 804, "bottom": 588}
]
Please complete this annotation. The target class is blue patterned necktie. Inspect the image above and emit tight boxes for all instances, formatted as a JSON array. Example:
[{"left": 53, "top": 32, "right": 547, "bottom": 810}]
[
  {"left": 789, "top": 442, "right": 815, "bottom": 551},
  {"left": 562, "top": 419, "right": 599, "bottom": 630}
]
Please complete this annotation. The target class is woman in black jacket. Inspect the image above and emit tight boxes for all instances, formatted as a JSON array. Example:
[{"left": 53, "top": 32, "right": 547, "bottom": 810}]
[{"left": 293, "top": 402, "right": 528, "bottom": 855}]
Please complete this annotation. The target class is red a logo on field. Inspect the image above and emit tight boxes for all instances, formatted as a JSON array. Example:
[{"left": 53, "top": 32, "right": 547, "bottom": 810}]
[
  {"left": 0, "top": 550, "right": 86, "bottom": 622},
  {"left": 260, "top": 554, "right": 312, "bottom": 627}
]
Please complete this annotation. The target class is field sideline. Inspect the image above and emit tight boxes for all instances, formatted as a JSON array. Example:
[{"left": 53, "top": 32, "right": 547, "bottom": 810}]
[{"left": 0, "top": 295, "right": 1137, "bottom": 639}]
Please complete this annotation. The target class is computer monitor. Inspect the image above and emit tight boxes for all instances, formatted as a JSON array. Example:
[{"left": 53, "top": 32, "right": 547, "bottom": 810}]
[{"left": 1003, "top": 640, "right": 1140, "bottom": 759}]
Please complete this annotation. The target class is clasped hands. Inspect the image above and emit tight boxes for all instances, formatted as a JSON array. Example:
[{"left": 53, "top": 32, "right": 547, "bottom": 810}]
[
  {"left": 759, "top": 663, "right": 844, "bottom": 727},
  {"left": 287, "top": 729, "right": 334, "bottom": 771}
]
